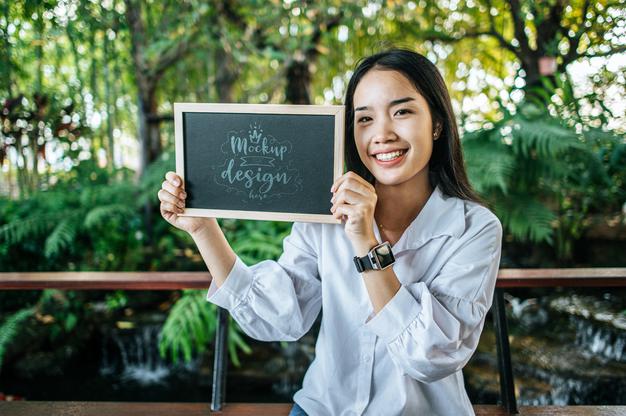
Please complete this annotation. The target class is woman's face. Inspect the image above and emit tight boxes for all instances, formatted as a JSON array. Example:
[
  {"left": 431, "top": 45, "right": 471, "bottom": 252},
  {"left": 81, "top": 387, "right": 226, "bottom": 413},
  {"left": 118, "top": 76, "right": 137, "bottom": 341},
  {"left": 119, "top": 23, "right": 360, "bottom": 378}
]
[{"left": 353, "top": 69, "right": 436, "bottom": 188}]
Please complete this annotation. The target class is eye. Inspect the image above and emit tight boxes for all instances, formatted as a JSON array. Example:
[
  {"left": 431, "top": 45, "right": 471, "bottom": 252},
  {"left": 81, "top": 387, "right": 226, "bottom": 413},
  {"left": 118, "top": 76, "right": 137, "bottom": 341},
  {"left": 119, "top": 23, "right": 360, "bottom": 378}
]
[
  {"left": 395, "top": 108, "right": 413, "bottom": 116},
  {"left": 356, "top": 115, "right": 372, "bottom": 124}
]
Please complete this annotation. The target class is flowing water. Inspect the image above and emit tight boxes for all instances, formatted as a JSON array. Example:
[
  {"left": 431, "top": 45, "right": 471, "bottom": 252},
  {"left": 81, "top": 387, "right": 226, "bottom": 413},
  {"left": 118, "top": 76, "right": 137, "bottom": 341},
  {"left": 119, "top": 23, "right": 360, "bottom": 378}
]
[
  {"left": 1, "top": 290, "right": 625, "bottom": 404},
  {"left": 466, "top": 290, "right": 626, "bottom": 406}
]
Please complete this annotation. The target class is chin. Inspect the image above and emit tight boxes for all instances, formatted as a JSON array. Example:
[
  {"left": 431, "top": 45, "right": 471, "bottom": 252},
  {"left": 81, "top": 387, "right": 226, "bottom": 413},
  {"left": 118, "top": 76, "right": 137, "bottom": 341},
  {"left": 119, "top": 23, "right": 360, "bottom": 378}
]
[
  {"left": 369, "top": 167, "right": 429, "bottom": 188},
  {"left": 368, "top": 171, "right": 405, "bottom": 186}
]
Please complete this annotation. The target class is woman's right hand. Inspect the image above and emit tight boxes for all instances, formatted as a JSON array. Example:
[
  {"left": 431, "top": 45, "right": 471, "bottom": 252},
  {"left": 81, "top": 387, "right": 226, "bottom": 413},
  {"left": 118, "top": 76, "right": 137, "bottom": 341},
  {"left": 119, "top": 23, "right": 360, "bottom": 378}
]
[{"left": 158, "top": 171, "right": 212, "bottom": 236}]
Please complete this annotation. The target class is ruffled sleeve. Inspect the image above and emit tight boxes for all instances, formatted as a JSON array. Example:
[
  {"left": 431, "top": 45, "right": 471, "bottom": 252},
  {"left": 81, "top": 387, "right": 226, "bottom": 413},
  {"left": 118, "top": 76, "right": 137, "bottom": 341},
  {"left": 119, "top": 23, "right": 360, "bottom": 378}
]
[
  {"left": 365, "top": 212, "right": 502, "bottom": 383},
  {"left": 206, "top": 222, "right": 322, "bottom": 342}
]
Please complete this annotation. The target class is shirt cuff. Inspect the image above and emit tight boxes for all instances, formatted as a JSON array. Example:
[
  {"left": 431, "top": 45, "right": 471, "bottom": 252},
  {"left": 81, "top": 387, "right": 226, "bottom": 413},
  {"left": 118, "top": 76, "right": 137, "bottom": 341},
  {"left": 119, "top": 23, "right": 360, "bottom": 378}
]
[
  {"left": 206, "top": 256, "right": 254, "bottom": 311},
  {"left": 365, "top": 285, "right": 422, "bottom": 343}
]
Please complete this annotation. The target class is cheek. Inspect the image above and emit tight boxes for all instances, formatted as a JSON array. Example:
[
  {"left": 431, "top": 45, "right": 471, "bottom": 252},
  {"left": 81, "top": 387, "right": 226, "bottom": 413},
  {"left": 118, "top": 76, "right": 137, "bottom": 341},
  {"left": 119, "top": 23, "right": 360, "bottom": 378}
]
[{"left": 354, "top": 131, "right": 369, "bottom": 159}]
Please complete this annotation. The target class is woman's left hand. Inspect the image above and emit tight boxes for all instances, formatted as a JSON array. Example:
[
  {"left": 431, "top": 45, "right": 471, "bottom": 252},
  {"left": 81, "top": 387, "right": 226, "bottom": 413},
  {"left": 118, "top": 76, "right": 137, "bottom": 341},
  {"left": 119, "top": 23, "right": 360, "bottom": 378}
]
[{"left": 330, "top": 171, "right": 378, "bottom": 249}]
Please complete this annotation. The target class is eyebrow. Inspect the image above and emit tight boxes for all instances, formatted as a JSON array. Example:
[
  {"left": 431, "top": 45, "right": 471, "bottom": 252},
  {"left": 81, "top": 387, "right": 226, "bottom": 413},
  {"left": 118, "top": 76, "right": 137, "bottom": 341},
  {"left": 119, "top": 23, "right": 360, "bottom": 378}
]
[{"left": 354, "top": 97, "right": 416, "bottom": 112}]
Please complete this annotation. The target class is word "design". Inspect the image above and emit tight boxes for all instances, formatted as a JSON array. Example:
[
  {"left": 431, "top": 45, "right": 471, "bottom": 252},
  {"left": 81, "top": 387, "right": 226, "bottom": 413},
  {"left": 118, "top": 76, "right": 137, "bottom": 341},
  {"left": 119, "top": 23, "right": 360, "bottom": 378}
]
[{"left": 214, "top": 122, "right": 302, "bottom": 202}]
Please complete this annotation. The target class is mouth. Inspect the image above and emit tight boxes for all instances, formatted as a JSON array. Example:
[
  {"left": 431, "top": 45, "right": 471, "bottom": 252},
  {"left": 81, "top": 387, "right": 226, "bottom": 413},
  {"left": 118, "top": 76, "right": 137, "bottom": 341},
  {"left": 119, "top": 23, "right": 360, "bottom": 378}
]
[{"left": 371, "top": 149, "right": 408, "bottom": 165}]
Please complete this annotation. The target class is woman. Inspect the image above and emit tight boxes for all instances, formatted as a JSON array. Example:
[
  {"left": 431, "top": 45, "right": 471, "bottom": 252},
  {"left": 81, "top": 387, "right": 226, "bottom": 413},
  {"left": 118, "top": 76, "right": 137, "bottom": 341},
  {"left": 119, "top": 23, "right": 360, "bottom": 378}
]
[{"left": 158, "top": 48, "right": 502, "bottom": 415}]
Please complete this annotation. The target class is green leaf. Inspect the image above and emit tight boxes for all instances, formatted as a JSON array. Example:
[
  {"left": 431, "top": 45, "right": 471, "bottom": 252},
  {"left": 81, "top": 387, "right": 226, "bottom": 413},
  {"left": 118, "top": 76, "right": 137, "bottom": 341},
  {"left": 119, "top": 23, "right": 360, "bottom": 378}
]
[
  {"left": 65, "top": 313, "right": 78, "bottom": 332},
  {"left": 0, "top": 308, "right": 34, "bottom": 374},
  {"left": 44, "top": 218, "right": 79, "bottom": 258}
]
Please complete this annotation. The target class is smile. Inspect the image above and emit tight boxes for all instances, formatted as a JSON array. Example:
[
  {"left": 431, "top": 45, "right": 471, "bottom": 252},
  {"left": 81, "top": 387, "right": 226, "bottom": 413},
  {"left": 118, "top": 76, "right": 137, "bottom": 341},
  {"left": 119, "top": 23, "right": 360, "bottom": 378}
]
[{"left": 375, "top": 149, "right": 406, "bottom": 161}]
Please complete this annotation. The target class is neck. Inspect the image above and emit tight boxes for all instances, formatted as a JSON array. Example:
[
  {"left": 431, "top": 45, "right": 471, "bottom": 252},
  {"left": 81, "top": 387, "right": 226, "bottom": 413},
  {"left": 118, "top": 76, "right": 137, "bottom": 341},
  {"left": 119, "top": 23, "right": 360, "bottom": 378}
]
[{"left": 374, "top": 169, "right": 433, "bottom": 232}]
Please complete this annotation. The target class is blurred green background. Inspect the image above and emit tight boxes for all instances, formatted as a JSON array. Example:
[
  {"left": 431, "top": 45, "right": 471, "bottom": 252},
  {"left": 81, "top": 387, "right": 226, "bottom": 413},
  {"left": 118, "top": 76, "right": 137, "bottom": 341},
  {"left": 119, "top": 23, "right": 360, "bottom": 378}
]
[{"left": 0, "top": 0, "right": 625, "bottom": 405}]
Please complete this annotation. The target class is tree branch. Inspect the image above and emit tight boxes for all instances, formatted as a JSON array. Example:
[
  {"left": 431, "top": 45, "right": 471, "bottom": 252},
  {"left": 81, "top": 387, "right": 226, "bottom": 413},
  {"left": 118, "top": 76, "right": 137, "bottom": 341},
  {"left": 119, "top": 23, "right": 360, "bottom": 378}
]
[
  {"left": 484, "top": 0, "right": 519, "bottom": 56},
  {"left": 507, "top": 0, "right": 532, "bottom": 56},
  {"left": 536, "top": 0, "right": 565, "bottom": 54},
  {"left": 305, "top": 11, "right": 344, "bottom": 61},
  {"left": 124, "top": 0, "right": 149, "bottom": 86},
  {"left": 151, "top": 29, "right": 201, "bottom": 80},
  {"left": 408, "top": 25, "right": 519, "bottom": 56}
]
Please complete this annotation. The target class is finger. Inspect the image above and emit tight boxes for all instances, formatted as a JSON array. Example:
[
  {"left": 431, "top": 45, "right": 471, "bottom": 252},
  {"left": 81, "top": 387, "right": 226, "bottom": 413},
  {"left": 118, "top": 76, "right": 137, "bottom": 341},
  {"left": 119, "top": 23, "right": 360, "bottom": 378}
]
[
  {"left": 162, "top": 180, "right": 187, "bottom": 200},
  {"left": 330, "top": 171, "right": 350, "bottom": 193},
  {"left": 165, "top": 171, "right": 183, "bottom": 188},
  {"left": 344, "top": 171, "right": 374, "bottom": 190},
  {"left": 331, "top": 172, "right": 373, "bottom": 195},
  {"left": 334, "top": 178, "right": 375, "bottom": 199},
  {"left": 158, "top": 189, "right": 185, "bottom": 209},
  {"left": 331, "top": 188, "right": 369, "bottom": 207},
  {"left": 160, "top": 207, "right": 177, "bottom": 222},
  {"left": 161, "top": 201, "right": 184, "bottom": 215},
  {"left": 332, "top": 203, "right": 357, "bottom": 221}
]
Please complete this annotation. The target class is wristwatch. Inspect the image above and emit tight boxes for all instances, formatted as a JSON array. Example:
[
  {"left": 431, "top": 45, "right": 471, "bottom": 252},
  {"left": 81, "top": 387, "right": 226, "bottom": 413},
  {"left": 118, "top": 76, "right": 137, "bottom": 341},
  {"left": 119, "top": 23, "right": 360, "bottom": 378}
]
[{"left": 353, "top": 241, "right": 395, "bottom": 273}]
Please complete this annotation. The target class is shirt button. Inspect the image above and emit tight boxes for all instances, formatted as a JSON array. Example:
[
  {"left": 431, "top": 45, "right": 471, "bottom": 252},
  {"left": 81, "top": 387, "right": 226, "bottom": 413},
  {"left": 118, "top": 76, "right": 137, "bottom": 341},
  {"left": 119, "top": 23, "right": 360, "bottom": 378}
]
[{"left": 362, "top": 355, "right": 371, "bottom": 363}]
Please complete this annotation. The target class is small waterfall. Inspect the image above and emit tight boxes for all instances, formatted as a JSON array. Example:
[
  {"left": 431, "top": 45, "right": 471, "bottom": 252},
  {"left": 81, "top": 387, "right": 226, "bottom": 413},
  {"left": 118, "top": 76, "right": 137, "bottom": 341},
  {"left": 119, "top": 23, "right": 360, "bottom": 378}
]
[
  {"left": 499, "top": 293, "right": 626, "bottom": 405},
  {"left": 550, "top": 294, "right": 626, "bottom": 362},
  {"left": 520, "top": 373, "right": 596, "bottom": 405},
  {"left": 100, "top": 324, "right": 187, "bottom": 385},
  {"left": 573, "top": 318, "right": 625, "bottom": 362}
]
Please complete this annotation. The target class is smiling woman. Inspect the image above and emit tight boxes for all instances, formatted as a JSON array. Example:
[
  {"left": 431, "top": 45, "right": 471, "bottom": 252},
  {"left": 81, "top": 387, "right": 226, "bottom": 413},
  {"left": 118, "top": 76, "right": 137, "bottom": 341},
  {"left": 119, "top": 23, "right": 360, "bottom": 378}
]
[
  {"left": 353, "top": 70, "right": 435, "bottom": 190},
  {"left": 158, "top": 48, "right": 503, "bottom": 416}
]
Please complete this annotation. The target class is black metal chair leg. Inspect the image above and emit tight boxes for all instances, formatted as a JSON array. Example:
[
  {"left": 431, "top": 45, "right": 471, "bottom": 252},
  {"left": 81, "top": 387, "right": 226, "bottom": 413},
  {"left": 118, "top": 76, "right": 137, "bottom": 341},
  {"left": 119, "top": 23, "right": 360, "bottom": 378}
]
[
  {"left": 492, "top": 288, "right": 518, "bottom": 414},
  {"left": 211, "top": 306, "right": 229, "bottom": 411}
]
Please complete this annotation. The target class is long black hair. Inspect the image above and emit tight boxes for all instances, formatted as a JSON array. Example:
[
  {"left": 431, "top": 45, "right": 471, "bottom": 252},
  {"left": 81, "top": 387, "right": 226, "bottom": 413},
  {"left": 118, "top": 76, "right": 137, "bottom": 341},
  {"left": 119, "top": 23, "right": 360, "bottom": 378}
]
[{"left": 344, "top": 48, "right": 480, "bottom": 203}]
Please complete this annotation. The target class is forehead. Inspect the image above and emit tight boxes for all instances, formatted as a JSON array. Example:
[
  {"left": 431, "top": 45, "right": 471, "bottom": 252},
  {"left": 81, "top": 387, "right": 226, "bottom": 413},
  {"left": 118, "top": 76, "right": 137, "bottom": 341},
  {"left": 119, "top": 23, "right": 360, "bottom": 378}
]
[{"left": 353, "top": 69, "right": 421, "bottom": 104}]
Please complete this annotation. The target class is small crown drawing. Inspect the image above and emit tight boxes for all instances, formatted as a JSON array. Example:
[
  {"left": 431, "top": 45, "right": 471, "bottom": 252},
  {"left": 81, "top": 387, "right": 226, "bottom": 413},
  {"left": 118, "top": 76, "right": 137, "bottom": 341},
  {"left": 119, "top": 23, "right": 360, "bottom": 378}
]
[{"left": 248, "top": 123, "right": 263, "bottom": 144}]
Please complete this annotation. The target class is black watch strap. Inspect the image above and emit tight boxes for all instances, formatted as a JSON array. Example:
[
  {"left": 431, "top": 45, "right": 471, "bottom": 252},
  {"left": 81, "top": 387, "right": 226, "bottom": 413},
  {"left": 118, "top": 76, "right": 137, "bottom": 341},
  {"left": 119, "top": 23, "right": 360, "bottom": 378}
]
[
  {"left": 353, "top": 255, "right": 373, "bottom": 273},
  {"left": 353, "top": 241, "right": 395, "bottom": 273}
]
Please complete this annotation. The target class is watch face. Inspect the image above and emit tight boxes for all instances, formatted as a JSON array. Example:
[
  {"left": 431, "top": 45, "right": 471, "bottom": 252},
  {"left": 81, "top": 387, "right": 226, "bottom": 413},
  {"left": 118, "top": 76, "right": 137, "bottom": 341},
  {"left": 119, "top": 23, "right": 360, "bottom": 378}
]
[
  {"left": 376, "top": 245, "right": 390, "bottom": 255},
  {"left": 374, "top": 243, "right": 395, "bottom": 268}
]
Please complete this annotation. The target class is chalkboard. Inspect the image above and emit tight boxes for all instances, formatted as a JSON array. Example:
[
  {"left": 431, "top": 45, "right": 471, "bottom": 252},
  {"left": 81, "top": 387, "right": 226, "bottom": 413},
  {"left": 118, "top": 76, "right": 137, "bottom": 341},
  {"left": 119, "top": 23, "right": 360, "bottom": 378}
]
[{"left": 174, "top": 103, "right": 344, "bottom": 223}]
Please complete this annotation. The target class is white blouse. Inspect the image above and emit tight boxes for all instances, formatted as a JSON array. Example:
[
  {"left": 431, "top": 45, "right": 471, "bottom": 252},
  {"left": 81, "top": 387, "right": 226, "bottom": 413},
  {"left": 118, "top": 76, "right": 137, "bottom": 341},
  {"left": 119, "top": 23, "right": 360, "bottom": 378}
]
[{"left": 206, "top": 185, "right": 502, "bottom": 416}]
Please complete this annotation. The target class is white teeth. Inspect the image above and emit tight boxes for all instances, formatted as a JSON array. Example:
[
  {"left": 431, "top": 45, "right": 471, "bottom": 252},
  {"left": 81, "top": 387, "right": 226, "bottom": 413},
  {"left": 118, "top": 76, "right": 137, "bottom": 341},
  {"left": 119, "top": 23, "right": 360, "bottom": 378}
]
[{"left": 375, "top": 150, "right": 405, "bottom": 161}]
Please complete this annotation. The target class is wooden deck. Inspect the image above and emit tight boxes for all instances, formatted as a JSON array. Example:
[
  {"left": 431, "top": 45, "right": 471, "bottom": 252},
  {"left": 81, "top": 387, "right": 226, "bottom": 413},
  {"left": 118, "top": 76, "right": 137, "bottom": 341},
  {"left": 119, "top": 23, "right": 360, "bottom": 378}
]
[{"left": 1, "top": 402, "right": 626, "bottom": 415}]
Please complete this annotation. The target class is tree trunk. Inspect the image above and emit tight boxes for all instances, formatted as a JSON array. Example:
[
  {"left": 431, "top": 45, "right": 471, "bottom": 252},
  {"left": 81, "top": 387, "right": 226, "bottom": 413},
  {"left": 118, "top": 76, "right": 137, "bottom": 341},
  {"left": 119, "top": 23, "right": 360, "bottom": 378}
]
[
  {"left": 2, "top": 1, "right": 12, "bottom": 97},
  {"left": 285, "top": 59, "right": 311, "bottom": 105},
  {"left": 103, "top": 26, "right": 115, "bottom": 171},
  {"left": 215, "top": 48, "right": 237, "bottom": 103}
]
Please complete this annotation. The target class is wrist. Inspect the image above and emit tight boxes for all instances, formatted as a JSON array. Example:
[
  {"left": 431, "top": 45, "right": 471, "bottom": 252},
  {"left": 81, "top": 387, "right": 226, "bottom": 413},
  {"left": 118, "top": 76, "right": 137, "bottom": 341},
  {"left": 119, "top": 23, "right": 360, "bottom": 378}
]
[
  {"left": 190, "top": 218, "right": 218, "bottom": 240},
  {"left": 352, "top": 235, "right": 380, "bottom": 257}
]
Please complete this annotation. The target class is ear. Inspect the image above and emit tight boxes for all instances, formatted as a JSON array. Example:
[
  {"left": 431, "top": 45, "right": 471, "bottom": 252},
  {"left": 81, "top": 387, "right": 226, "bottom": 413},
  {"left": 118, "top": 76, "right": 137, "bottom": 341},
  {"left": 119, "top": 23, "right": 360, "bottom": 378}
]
[{"left": 433, "top": 123, "right": 442, "bottom": 140}]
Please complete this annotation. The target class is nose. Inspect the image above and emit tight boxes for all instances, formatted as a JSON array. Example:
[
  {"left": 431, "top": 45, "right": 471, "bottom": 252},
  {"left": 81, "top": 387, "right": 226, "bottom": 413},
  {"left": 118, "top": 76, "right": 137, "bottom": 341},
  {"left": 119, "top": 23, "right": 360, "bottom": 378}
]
[{"left": 371, "top": 116, "right": 397, "bottom": 143}]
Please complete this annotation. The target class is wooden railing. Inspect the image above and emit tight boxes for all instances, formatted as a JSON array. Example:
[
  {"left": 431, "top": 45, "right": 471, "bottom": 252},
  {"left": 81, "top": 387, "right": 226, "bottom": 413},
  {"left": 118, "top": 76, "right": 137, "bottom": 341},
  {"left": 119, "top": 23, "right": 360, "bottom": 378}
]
[{"left": 1, "top": 268, "right": 625, "bottom": 416}]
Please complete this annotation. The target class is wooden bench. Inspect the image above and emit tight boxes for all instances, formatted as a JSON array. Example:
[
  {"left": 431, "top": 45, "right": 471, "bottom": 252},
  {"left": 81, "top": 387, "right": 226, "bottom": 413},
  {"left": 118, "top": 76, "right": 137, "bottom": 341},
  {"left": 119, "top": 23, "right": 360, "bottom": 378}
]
[
  {"left": 2, "top": 401, "right": 626, "bottom": 415},
  {"left": 1, "top": 268, "right": 625, "bottom": 415}
]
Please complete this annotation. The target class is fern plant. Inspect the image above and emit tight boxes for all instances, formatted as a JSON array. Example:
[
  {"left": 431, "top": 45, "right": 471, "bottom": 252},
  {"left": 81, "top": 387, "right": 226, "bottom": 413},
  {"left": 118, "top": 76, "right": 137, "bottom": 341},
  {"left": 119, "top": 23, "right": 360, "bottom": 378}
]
[
  {"left": 0, "top": 160, "right": 144, "bottom": 270},
  {"left": 158, "top": 290, "right": 252, "bottom": 366},
  {"left": 463, "top": 75, "right": 625, "bottom": 260},
  {"left": 0, "top": 307, "right": 34, "bottom": 374},
  {"left": 157, "top": 210, "right": 292, "bottom": 366}
]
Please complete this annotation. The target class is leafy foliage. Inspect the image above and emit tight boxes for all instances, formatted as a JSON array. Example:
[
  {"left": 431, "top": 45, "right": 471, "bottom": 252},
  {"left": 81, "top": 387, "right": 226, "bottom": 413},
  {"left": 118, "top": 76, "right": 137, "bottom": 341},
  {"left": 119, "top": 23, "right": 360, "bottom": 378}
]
[
  {"left": 158, "top": 290, "right": 251, "bottom": 366},
  {"left": 0, "top": 160, "right": 145, "bottom": 270},
  {"left": 0, "top": 307, "right": 34, "bottom": 374},
  {"left": 159, "top": 290, "right": 217, "bottom": 364},
  {"left": 464, "top": 75, "right": 625, "bottom": 259},
  {"left": 158, "top": 217, "right": 291, "bottom": 366}
]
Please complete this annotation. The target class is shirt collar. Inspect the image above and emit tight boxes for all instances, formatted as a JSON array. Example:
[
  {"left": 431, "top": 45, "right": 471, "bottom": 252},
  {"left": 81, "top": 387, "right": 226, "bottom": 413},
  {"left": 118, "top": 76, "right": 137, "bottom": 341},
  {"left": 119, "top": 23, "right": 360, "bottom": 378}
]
[{"left": 373, "top": 185, "right": 466, "bottom": 252}]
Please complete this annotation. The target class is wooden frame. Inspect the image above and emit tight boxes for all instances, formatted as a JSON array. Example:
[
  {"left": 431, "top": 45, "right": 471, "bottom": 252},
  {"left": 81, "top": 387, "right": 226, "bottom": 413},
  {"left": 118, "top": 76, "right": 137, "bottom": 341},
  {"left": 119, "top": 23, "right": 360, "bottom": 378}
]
[{"left": 174, "top": 103, "right": 344, "bottom": 223}]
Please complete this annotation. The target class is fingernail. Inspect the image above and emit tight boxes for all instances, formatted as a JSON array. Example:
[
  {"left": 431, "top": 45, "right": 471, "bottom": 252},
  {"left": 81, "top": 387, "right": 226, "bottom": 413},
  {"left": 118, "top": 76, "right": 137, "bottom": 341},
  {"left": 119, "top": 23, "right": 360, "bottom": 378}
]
[
  {"left": 174, "top": 180, "right": 180, "bottom": 186},
  {"left": 181, "top": 192, "right": 187, "bottom": 198}
]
